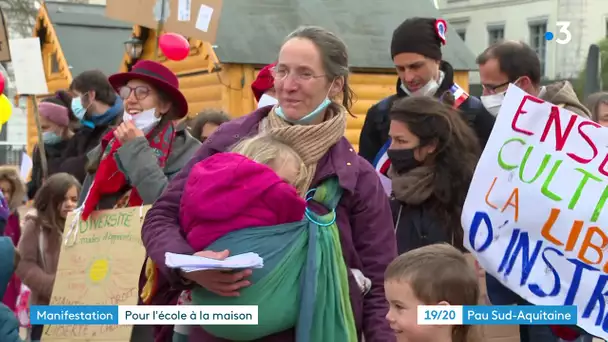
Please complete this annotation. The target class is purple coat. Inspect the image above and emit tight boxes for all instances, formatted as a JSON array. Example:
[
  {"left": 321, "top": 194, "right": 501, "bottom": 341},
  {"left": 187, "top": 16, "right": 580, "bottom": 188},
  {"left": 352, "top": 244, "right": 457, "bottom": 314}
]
[{"left": 140, "top": 107, "right": 397, "bottom": 342}]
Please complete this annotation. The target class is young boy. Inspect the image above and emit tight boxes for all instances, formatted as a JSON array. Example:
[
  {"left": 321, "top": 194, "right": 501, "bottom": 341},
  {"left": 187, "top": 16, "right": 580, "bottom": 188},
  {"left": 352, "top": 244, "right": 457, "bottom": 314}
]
[
  {"left": 0, "top": 236, "right": 23, "bottom": 341},
  {"left": 384, "top": 244, "right": 480, "bottom": 342}
]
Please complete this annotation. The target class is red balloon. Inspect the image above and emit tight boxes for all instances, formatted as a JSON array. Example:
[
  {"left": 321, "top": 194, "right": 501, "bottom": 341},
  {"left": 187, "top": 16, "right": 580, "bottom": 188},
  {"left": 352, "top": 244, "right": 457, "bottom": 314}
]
[
  {"left": 0, "top": 73, "right": 5, "bottom": 95},
  {"left": 159, "top": 33, "right": 190, "bottom": 61}
]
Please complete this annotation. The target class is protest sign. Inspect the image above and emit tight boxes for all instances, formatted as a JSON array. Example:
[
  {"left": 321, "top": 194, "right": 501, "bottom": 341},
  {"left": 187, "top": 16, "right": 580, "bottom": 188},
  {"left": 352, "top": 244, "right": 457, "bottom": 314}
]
[
  {"left": 43, "top": 206, "right": 150, "bottom": 342},
  {"left": 462, "top": 84, "right": 608, "bottom": 339}
]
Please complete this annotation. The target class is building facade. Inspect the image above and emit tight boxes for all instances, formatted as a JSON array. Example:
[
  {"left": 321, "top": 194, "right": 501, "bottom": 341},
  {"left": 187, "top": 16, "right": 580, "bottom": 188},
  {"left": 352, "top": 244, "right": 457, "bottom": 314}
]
[{"left": 437, "top": 0, "right": 608, "bottom": 83}]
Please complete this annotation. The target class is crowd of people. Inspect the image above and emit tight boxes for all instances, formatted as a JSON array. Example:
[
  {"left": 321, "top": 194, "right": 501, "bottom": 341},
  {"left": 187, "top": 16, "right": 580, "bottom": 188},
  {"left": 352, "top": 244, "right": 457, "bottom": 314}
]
[{"left": 0, "top": 15, "right": 605, "bottom": 342}]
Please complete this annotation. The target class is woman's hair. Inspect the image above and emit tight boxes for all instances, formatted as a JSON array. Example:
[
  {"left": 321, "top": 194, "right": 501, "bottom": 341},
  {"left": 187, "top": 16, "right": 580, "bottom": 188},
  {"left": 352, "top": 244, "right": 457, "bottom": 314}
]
[
  {"left": 385, "top": 244, "right": 481, "bottom": 342},
  {"left": 389, "top": 96, "right": 481, "bottom": 249},
  {"left": 34, "top": 173, "right": 81, "bottom": 232},
  {"left": 0, "top": 166, "right": 26, "bottom": 210},
  {"left": 190, "top": 109, "right": 231, "bottom": 141},
  {"left": 284, "top": 26, "right": 356, "bottom": 116},
  {"left": 585, "top": 91, "right": 608, "bottom": 122},
  {"left": 230, "top": 134, "right": 307, "bottom": 189}
]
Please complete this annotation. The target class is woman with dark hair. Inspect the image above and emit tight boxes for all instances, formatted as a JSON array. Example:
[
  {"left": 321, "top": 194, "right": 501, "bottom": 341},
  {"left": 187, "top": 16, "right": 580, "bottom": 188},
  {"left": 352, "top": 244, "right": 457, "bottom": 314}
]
[
  {"left": 188, "top": 109, "right": 230, "bottom": 143},
  {"left": 27, "top": 90, "right": 79, "bottom": 198},
  {"left": 387, "top": 95, "right": 481, "bottom": 253}
]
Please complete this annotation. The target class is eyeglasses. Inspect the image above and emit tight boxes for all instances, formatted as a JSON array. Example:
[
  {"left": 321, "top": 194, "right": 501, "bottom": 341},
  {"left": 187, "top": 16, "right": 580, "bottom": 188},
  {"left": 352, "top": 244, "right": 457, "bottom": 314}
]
[
  {"left": 481, "top": 81, "right": 510, "bottom": 94},
  {"left": 482, "top": 78, "right": 522, "bottom": 94},
  {"left": 271, "top": 67, "right": 326, "bottom": 83},
  {"left": 119, "top": 85, "right": 151, "bottom": 100}
]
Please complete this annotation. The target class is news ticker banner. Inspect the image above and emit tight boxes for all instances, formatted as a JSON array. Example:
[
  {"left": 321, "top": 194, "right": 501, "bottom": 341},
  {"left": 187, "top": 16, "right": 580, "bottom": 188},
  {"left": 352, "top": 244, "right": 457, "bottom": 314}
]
[
  {"left": 32, "top": 304, "right": 577, "bottom": 326},
  {"left": 30, "top": 305, "right": 258, "bottom": 325},
  {"left": 417, "top": 305, "right": 577, "bottom": 325}
]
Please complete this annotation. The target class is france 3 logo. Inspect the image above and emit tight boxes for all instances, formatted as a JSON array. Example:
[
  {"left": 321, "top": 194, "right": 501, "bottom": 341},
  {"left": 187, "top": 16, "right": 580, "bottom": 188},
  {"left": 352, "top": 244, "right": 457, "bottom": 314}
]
[{"left": 545, "top": 22, "right": 572, "bottom": 45}]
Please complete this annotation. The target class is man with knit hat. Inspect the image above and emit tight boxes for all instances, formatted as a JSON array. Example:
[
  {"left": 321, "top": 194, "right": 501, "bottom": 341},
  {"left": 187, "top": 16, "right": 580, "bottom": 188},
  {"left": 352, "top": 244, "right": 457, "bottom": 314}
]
[
  {"left": 359, "top": 17, "right": 496, "bottom": 175},
  {"left": 251, "top": 63, "right": 278, "bottom": 109}
]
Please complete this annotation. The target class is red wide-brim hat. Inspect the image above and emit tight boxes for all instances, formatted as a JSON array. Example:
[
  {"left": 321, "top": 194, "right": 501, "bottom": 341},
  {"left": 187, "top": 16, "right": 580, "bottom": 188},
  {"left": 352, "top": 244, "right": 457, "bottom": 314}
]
[{"left": 109, "top": 60, "right": 189, "bottom": 119}]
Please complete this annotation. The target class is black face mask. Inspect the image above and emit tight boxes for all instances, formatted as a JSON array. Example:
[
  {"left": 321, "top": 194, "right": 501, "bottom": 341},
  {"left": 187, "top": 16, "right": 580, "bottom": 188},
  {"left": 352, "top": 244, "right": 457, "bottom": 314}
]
[{"left": 387, "top": 148, "right": 421, "bottom": 174}]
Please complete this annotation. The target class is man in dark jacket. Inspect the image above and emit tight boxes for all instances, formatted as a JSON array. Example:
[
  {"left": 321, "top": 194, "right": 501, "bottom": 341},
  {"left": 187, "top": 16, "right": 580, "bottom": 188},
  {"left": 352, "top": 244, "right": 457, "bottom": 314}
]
[{"left": 359, "top": 17, "right": 495, "bottom": 171}]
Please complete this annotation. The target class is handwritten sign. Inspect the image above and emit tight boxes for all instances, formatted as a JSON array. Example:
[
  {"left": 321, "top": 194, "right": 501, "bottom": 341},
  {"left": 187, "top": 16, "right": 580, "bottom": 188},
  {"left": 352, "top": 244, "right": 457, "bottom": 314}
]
[
  {"left": 43, "top": 206, "right": 149, "bottom": 342},
  {"left": 462, "top": 84, "right": 608, "bottom": 339}
]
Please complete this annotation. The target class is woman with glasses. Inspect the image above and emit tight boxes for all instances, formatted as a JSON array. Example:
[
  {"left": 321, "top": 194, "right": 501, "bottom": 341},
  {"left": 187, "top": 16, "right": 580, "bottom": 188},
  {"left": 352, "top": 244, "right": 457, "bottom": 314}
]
[
  {"left": 141, "top": 26, "right": 397, "bottom": 342},
  {"left": 76, "top": 60, "right": 200, "bottom": 342}
]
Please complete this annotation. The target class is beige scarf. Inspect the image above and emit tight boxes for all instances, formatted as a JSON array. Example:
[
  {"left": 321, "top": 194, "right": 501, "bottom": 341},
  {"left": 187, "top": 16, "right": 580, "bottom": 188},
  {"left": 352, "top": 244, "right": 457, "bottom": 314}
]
[{"left": 260, "top": 106, "right": 347, "bottom": 194}]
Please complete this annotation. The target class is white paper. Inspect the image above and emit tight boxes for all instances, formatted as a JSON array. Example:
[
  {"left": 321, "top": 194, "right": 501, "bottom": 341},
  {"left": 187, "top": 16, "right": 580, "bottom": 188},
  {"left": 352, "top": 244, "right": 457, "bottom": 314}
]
[
  {"left": 195, "top": 4, "right": 214, "bottom": 32},
  {"left": 165, "top": 252, "right": 264, "bottom": 272},
  {"left": 19, "top": 152, "right": 32, "bottom": 180},
  {"left": 178, "top": 0, "right": 191, "bottom": 21},
  {"left": 9, "top": 38, "right": 48, "bottom": 95},
  {"left": 153, "top": 0, "right": 171, "bottom": 22}
]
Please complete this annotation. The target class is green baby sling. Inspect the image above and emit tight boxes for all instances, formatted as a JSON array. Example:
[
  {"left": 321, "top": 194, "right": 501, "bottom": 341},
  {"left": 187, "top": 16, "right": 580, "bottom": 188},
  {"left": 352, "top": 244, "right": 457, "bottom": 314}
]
[{"left": 191, "top": 177, "right": 358, "bottom": 341}]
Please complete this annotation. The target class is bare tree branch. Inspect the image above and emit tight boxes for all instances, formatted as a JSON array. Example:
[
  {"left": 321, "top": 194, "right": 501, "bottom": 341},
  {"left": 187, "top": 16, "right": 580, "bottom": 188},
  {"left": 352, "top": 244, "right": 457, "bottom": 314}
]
[{"left": 0, "top": 0, "right": 38, "bottom": 38}]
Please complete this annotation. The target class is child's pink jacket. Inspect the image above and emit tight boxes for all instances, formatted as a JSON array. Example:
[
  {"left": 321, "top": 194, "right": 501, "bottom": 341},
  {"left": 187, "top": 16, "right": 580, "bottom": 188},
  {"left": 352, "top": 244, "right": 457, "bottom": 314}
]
[{"left": 180, "top": 152, "right": 306, "bottom": 251}]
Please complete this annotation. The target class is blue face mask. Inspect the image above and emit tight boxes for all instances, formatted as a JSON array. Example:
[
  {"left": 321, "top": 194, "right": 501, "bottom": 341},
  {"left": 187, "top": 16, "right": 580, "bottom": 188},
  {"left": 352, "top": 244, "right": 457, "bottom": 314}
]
[
  {"left": 71, "top": 97, "right": 87, "bottom": 120},
  {"left": 42, "top": 131, "right": 62, "bottom": 145},
  {"left": 274, "top": 79, "right": 336, "bottom": 125},
  {"left": 275, "top": 98, "right": 331, "bottom": 125}
]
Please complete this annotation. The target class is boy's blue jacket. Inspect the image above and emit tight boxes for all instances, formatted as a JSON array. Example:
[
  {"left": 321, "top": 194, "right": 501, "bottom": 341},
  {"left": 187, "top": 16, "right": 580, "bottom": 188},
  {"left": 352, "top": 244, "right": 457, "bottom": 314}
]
[{"left": 0, "top": 237, "right": 23, "bottom": 342}]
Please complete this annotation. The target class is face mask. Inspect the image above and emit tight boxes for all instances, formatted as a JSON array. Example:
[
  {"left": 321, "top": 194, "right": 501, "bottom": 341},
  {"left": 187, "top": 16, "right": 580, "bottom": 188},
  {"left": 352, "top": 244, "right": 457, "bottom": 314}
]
[
  {"left": 42, "top": 131, "right": 62, "bottom": 145},
  {"left": 275, "top": 80, "right": 335, "bottom": 125},
  {"left": 71, "top": 97, "right": 87, "bottom": 120},
  {"left": 400, "top": 71, "right": 444, "bottom": 97},
  {"left": 481, "top": 92, "right": 506, "bottom": 117},
  {"left": 123, "top": 108, "right": 161, "bottom": 133},
  {"left": 257, "top": 94, "right": 278, "bottom": 108},
  {"left": 387, "top": 148, "right": 421, "bottom": 174}
]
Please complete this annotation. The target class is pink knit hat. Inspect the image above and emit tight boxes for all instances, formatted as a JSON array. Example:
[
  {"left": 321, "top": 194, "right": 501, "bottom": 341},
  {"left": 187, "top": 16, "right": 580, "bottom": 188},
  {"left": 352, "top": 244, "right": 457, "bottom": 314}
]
[{"left": 38, "top": 102, "right": 70, "bottom": 127}]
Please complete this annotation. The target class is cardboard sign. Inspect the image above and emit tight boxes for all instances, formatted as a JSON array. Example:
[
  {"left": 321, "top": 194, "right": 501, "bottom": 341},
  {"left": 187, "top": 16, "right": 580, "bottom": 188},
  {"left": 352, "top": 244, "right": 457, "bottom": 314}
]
[
  {"left": 0, "top": 8, "right": 10, "bottom": 62},
  {"left": 43, "top": 206, "right": 149, "bottom": 342},
  {"left": 106, "top": 0, "right": 223, "bottom": 44},
  {"left": 462, "top": 84, "right": 608, "bottom": 339}
]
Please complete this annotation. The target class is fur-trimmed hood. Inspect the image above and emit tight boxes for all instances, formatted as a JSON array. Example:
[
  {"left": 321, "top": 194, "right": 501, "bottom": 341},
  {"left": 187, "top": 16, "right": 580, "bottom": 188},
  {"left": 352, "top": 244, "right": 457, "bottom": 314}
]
[{"left": 0, "top": 166, "right": 25, "bottom": 211}]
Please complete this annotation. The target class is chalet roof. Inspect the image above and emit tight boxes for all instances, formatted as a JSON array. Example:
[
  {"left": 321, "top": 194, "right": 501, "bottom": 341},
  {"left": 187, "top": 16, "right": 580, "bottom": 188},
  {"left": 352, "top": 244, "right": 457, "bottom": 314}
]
[
  {"left": 44, "top": 1, "right": 132, "bottom": 76},
  {"left": 213, "top": 0, "right": 477, "bottom": 70}
]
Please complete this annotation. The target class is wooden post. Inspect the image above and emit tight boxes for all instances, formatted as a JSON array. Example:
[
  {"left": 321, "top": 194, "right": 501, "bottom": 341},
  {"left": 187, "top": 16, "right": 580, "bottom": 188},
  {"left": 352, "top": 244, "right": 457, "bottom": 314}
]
[{"left": 29, "top": 95, "right": 48, "bottom": 179}]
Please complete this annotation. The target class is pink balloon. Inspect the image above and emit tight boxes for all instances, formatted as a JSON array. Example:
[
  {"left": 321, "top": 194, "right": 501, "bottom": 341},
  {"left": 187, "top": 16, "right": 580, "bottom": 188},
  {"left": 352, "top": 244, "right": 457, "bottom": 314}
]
[
  {"left": 159, "top": 33, "right": 190, "bottom": 61},
  {"left": 0, "top": 73, "right": 5, "bottom": 95}
]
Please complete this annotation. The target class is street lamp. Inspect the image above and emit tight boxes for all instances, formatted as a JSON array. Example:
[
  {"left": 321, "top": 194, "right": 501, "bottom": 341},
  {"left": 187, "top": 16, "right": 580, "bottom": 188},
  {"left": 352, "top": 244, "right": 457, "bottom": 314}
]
[{"left": 124, "top": 37, "right": 144, "bottom": 60}]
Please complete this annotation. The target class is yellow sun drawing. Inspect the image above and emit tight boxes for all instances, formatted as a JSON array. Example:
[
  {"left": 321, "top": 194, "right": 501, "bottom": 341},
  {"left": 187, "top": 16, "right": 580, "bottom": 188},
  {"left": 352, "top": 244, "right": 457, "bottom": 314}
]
[{"left": 88, "top": 258, "right": 110, "bottom": 284}]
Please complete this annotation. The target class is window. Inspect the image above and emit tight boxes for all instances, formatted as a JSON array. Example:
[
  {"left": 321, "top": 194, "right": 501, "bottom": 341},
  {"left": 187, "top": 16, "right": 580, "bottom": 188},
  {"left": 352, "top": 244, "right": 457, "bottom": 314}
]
[
  {"left": 50, "top": 52, "right": 60, "bottom": 73},
  {"left": 529, "top": 22, "right": 547, "bottom": 76},
  {"left": 456, "top": 29, "right": 466, "bottom": 41},
  {"left": 487, "top": 26, "right": 504, "bottom": 45}
]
